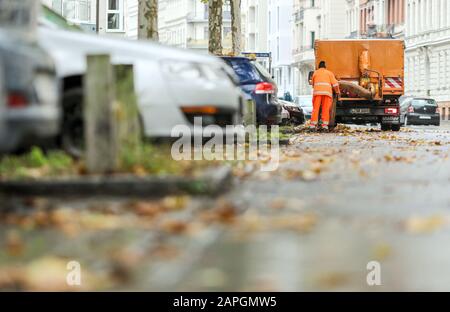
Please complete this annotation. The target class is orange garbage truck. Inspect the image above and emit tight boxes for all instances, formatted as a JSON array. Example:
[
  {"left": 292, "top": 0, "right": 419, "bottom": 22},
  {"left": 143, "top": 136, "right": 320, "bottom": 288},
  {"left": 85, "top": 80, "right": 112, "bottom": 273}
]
[{"left": 313, "top": 39, "right": 405, "bottom": 131}]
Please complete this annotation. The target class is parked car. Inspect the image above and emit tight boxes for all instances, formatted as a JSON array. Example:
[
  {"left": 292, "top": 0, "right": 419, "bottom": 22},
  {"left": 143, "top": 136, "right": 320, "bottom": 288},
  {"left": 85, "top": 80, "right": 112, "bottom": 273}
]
[
  {"left": 39, "top": 6, "right": 244, "bottom": 155},
  {"left": 295, "top": 95, "right": 313, "bottom": 120},
  {"left": 0, "top": 29, "right": 60, "bottom": 153},
  {"left": 220, "top": 56, "right": 282, "bottom": 126},
  {"left": 279, "top": 100, "right": 305, "bottom": 125},
  {"left": 280, "top": 105, "right": 290, "bottom": 125},
  {"left": 400, "top": 97, "right": 440, "bottom": 126}
]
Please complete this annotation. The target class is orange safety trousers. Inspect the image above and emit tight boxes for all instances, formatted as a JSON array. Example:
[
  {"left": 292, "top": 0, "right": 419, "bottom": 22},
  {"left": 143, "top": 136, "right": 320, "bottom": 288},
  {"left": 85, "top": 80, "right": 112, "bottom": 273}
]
[{"left": 311, "top": 95, "right": 332, "bottom": 126}]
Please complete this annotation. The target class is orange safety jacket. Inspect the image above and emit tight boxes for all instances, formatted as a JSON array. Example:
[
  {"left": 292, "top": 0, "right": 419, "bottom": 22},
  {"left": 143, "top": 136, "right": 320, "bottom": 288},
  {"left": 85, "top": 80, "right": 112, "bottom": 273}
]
[{"left": 311, "top": 68, "right": 340, "bottom": 98}]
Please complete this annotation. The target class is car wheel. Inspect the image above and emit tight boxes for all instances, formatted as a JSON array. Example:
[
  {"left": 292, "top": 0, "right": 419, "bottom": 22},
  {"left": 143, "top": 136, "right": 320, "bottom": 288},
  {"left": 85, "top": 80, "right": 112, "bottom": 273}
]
[
  {"left": 61, "top": 88, "right": 84, "bottom": 158},
  {"left": 391, "top": 124, "right": 401, "bottom": 132}
]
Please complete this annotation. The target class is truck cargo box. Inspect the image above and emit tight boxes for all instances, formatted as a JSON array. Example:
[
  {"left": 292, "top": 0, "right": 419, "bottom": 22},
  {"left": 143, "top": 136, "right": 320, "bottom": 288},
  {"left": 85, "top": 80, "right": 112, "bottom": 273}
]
[
  {"left": 315, "top": 40, "right": 405, "bottom": 99},
  {"left": 314, "top": 39, "right": 405, "bottom": 131}
]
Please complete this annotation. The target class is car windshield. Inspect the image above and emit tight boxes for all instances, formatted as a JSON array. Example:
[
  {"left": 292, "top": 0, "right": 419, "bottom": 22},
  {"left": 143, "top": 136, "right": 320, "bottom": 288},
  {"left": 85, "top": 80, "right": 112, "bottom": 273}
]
[
  {"left": 297, "top": 98, "right": 313, "bottom": 107},
  {"left": 412, "top": 99, "right": 437, "bottom": 107},
  {"left": 223, "top": 58, "right": 262, "bottom": 85}
]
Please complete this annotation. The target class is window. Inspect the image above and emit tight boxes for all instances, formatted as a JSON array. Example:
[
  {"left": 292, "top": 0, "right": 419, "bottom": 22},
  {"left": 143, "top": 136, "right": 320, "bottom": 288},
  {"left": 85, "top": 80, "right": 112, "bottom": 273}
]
[
  {"left": 107, "top": 0, "right": 123, "bottom": 31},
  {"left": 310, "top": 31, "right": 315, "bottom": 48}
]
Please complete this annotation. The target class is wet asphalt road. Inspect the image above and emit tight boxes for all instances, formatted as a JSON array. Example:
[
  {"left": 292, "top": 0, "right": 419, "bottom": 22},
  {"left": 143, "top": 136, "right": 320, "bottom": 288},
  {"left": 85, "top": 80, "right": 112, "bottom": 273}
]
[
  {"left": 1, "top": 122, "right": 449, "bottom": 291},
  {"left": 174, "top": 122, "right": 450, "bottom": 291}
]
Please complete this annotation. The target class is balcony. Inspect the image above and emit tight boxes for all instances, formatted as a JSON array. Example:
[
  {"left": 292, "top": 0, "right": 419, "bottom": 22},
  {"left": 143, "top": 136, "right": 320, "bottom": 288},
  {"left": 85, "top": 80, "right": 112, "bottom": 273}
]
[
  {"left": 187, "top": 38, "right": 232, "bottom": 50},
  {"left": 187, "top": 38, "right": 208, "bottom": 49},
  {"left": 292, "top": 46, "right": 315, "bottom": 65}
]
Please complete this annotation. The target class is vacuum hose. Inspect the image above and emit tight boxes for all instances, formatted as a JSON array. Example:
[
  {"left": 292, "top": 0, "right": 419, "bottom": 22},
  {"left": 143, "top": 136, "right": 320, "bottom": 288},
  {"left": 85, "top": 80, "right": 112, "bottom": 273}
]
[{"left": 338, "top": 80, "right": 373, "bottom": 100}]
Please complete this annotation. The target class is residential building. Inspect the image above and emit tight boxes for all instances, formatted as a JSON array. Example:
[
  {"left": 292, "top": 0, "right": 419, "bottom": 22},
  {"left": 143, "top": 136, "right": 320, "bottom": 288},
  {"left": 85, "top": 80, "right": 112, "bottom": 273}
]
[
  {"left": 43, "top": 0, "right": 97, "bottom": 32},
  {"left": 268, "top": 0, "right": 294, "bottom": 97},
  {"left": 242, "top": 0, "right": 268, "bottom": 53},
  {"left": 292, "top": 0, "right": 347, "bottom": 96},
  {"left": 346, "top": 0, "right": 360, "bottom": 38},
  {"left": 158, "top": 0, "right": 232, "bottom": 52},
  {"left": 358, "top": 0, "right": 405, "bottom": 38},
  {"left": 405, "top": 0, "right": 450, "bottom": 120}
]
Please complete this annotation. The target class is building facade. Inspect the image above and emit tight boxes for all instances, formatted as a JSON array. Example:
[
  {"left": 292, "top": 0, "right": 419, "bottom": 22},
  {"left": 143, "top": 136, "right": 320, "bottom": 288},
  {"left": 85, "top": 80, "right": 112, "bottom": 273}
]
[
  {"left": 241, "top": 0, "right": 268, "bottom": 53},
  {"left": 358, "top": 0, "right": 405, "bottom": 38},
  {"left": 44, "top": 0, "right": 97, "bottom": 32},
  {"left": 268, "top": 0, "right": 294, "bottom": 97},
  {"left": 159, "top": 0, "right": 232, "bottom": 52},
  {"left": 97, "top": 0, "right": 139, "bottom": 38},
  {"left": 405, "top": 0, "right": 450, "bottom": 120},
  {"left": 346, "top": 0, "right": 360, "bottom": 38},
  {"left": 292, "top": 0, "right": 347, "bottom": 96}
]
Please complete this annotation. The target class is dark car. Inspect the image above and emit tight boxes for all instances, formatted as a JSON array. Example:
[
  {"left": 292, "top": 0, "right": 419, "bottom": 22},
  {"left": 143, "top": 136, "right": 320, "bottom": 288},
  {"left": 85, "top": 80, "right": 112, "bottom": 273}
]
[
  {"left": 279, "top": 100, "right": 305, "bottom": 125},
  {"left": 221, "top": 56, "right": 281, "bottom": 125},
  {"left": 400, "top": 97, "right": 440, "bottom": 126}
]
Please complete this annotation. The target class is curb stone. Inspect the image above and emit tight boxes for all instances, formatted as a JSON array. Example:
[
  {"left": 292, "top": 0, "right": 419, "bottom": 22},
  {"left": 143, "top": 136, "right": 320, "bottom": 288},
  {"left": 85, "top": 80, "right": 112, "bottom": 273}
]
[{"left": 0, "top": 166, "right": 232, "bottom": 198}]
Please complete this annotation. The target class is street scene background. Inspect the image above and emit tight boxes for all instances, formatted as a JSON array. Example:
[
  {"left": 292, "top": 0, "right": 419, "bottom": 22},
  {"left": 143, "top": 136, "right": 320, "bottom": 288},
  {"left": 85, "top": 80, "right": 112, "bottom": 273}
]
[{"left": 0, "top": 0, "right": 449, "bottom": 292}]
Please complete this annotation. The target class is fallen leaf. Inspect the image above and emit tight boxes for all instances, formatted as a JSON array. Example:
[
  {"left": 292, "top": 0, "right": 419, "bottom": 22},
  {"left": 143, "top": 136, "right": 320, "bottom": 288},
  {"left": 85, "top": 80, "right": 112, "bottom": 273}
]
[
  {"left": 6, "top": 230, "right": 24, "bottom": 257},
  {"left": 372, "top": 243, "right": 391, "bottom": 261},
  {"left": 404, "top": 215, "right": 446, "bottom": 234}
]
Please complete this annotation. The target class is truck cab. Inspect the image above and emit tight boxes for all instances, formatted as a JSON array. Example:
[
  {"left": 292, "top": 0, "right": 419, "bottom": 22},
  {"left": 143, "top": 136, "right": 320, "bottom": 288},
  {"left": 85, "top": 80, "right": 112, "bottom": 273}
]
[{"left": 314, "top": 39, "right": 404, "bottom": 131}]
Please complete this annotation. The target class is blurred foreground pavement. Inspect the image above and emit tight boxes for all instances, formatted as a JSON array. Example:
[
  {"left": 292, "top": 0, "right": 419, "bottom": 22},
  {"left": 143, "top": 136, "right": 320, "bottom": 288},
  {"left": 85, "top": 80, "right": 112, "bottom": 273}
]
[{"left": 1, "top": 123, "right": 450, "bottom": 291}]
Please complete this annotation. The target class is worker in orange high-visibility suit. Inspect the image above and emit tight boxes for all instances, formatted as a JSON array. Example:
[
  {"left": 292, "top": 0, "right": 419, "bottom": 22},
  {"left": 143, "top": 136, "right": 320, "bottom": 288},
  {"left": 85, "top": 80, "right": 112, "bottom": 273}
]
[{"left": 309, "top": 61, "right": 340, "bottom": 131}]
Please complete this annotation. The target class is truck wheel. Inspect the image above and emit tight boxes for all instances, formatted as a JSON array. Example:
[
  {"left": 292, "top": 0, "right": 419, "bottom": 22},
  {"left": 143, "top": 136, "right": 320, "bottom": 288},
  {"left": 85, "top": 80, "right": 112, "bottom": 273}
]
[
  {"left": 391, "top": 124, "right": 401, "bottom": 132},
  {"left": 381, "top": 123, "right": 391, "bottom": 131},
  {"left": 61, "top": 88, "right": 84, "bottom": 158}
]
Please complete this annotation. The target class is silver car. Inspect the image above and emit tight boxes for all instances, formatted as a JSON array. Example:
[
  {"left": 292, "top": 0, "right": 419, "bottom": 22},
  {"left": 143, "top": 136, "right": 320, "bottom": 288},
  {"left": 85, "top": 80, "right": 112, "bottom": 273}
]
[
  {"left": 0, "top": 30, "right": 60, "bottom": 153},
  {"left": 39, "top": 8, "right": 244, "bottom": 155}
]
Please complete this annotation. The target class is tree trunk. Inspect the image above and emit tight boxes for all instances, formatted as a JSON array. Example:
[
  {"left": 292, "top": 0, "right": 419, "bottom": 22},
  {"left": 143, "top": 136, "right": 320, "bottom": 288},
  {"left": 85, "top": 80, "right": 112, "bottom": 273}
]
[
  {"left": 208, "top": 0, "right": 223, "bottom": 55},
  {"left": 138, "top": 0, "right": 158, "bottom": 40},
  {"left": 230, "top": 0, "right": 241, "bottom": 55}
]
